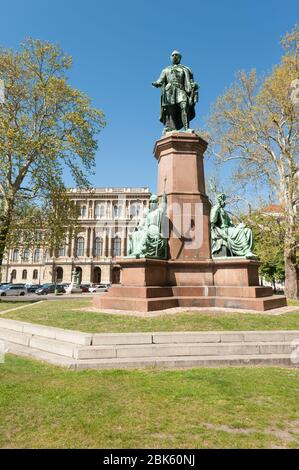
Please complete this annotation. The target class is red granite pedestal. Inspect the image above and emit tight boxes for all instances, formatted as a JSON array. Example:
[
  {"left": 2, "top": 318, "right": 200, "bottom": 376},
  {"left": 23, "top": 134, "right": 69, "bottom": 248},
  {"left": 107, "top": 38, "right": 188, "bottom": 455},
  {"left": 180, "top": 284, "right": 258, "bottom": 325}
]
[{"left": 93, "top": 133, "right": 287, "bottom": 313}]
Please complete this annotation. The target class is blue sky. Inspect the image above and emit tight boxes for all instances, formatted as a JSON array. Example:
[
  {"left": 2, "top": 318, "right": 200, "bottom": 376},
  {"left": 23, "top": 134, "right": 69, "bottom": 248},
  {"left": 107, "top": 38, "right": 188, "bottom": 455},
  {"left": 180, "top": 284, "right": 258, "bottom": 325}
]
[{"left": 0, "top": 0, "right": 297, "bottom": 196}]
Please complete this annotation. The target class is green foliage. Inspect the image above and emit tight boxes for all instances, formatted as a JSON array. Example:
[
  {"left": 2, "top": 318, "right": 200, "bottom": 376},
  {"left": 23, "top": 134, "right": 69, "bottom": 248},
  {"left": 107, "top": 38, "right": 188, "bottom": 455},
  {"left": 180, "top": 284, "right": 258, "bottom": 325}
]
[
  {"left": 207, "top": 25, "right": 299, "bottom": 298},
  {"left": 241, "top": 211, "right": 286, "bottom": 284},
  {"left": 0, "top": 38, "right": 105, "bottom": 259}
]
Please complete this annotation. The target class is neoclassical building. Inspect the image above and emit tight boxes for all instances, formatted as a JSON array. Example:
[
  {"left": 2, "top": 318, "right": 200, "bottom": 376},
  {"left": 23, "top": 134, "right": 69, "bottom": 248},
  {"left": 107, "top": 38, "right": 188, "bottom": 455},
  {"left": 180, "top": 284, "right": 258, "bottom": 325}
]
[{"left": 1, "top": 187, "right": 150, "bottom": 285}]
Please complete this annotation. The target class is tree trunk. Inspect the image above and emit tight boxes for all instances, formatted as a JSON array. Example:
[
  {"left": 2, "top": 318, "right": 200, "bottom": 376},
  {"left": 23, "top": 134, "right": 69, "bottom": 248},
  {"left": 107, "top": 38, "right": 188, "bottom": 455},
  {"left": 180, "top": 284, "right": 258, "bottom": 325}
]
[
  {"left": 284, "top": 246, "right": 298, "bottom": 299},
  {"left": 0, "top": 198, "right": 14, "bottom": 273}
]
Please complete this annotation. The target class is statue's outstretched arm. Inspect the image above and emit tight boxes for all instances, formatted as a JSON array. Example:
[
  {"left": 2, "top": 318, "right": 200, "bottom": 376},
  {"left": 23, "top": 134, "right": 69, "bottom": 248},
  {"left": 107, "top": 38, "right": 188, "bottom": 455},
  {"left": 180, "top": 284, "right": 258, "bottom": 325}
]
[{"left": 152, "top": 69, "right": 166, "bottom": 88}]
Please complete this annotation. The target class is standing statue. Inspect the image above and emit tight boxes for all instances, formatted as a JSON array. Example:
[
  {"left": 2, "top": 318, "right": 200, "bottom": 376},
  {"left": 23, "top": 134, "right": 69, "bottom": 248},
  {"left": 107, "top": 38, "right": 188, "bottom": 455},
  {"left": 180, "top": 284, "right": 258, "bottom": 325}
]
[
  {"left": 126, "top": 193, "right": 168, "bottom": 259},
  {"left": 152, "top": 50, "right": 199, "bottom": 134},
  {"left": 71, "top": 268, "right": 80, "bottom": 287},
  {"left": 210, "top": 194, "right": 256, "bottom": 258}
]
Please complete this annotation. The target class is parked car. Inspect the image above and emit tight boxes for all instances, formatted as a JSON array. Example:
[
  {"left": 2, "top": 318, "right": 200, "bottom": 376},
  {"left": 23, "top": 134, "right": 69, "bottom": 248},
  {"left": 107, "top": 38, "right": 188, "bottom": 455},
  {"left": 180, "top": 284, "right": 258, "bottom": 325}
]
[
  {"left": 80, "top": 284, "right": 91, "bottom": 293},
  {"left": 36, "top": 284, "right": 65, "bottom": 295},
  {"left": 88, "top": 284, "right": 108, "bottom": 293},
  {"left": 25, "top": 284, "right": 41, "bottom": 293},
  {"left": 0, "top": 285, "right": 27, "bottom": 297}
]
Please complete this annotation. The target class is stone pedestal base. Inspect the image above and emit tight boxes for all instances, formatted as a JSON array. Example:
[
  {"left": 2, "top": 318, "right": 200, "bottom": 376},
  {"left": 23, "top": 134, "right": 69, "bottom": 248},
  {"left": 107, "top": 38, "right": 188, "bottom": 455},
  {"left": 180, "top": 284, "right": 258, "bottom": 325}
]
[{"left": 93, "top": 258, "right": 287, "bottom": 312}]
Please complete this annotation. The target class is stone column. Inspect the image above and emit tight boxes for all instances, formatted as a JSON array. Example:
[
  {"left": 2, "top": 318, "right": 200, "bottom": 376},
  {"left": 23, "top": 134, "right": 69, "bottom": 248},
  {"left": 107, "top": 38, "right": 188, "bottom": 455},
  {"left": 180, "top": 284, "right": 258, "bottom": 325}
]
[
  {"left": 86, "top": 227, "right": 91, "bottom": 257},
  {"left": 108, "top": 230, "right": 113, "bottom": 258},
  {"left": 103, "top": 229, "right": 107, "bottom": 258},
  {"left": 91, "top": 228, "right": 95, "bottom": 257}
]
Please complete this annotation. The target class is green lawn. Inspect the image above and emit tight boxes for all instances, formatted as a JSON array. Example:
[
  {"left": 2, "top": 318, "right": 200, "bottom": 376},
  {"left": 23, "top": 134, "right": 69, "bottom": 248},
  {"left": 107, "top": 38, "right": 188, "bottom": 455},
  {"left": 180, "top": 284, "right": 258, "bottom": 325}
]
[
  {"left": 1, "top": 298, "right": 299, "bottom": 333},
  {"left": 0, "top": 355, "right": 298, "bottom": 448},
  {"left": 0, "top": 301, "right": 35, "bottom": 312}
]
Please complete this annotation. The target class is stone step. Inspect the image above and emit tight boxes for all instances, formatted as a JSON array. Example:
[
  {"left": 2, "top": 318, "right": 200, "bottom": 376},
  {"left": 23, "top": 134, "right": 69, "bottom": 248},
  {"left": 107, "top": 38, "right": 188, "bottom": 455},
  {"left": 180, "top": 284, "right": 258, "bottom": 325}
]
[
  {"left": 106, "top": 286, "right": 174, "bottom": 298},
  {"left": 112, "top": 341, "right": 294, "bottom": 359},
  {"left": 172, "top": 286, "right": 274, "bottom": 298},
  {"left": 98, "top": 295, "right": 179, "bottom": 311},
  {"left": 213, "top": 295, "right": 287, "bottom": 311},
  {"left": 0, "top": 327, "right": 80, "bottom": 358},
  {"left": 1, "top": 325, "right": 297, "bottom": 360},
  {"left": 1, "top": 319, "right": 298, "bottom": 346},
  {"left": 97, "top": 294, "right": 287, "bottom": 312},
  {"left": 73, "top": 353, "right": 297, "bottom": 370},
  {"left": 0, "top": 318, "right": 92, "bottom": 345},
  {"left": 0, "top": 327, "right": 115, "bottom": 359},
  {"left": 152, "top": 331, "right": 299, "bottom": 344},
  {"left": 5, "top": 341, "right": 297, "bottom": 370}
]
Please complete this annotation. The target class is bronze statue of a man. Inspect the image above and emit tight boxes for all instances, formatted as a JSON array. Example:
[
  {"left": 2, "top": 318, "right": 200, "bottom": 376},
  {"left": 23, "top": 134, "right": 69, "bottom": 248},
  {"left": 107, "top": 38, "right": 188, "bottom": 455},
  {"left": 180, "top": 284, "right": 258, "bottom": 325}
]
[{"left": 152, "top": 50, "right": 198, "bottom": 134}]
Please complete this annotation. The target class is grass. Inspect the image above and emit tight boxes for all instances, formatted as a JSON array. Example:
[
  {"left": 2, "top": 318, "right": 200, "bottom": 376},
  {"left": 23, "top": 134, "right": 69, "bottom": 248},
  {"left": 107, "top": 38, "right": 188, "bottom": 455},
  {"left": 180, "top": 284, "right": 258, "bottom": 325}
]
[
  {"left": 1, "top": 298, "right": 299, "bottom": 333},
  {"left": 0, "top": 355, "right": 298, "bottom": 448}
]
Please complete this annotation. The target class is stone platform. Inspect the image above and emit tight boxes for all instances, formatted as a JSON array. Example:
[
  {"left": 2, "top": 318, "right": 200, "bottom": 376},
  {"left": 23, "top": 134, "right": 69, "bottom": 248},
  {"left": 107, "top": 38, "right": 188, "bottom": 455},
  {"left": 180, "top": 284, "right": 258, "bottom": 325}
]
[
  {"left": 1, "top": 318, "right": 298, "bottom": 370},
  {"left": 93, "top": 258, "right": 287, "bottom": 312}
]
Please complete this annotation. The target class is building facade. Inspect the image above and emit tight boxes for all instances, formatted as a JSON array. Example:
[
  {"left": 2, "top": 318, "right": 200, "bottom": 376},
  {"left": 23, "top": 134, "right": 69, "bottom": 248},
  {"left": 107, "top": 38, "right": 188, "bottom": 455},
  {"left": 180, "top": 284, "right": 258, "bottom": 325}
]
[{"left": 1, "top": 187, "right": 150, "bottom": 285}]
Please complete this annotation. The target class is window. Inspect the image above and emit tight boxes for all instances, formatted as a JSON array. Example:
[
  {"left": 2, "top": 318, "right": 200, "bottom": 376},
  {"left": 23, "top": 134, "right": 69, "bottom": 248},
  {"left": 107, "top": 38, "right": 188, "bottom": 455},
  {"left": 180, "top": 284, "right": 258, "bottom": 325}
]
[
  {"left": 11, "top": 269, "right": 16, "bottom": 280},
  {"left": 113, "top": 205, "right": 122, "bottom": 218},
  {"left": 22, "top": 269, "right": 27, "bottom": 280},
  {"left": 33, "top": 269, "right": 38, "bottom": 280},
  {"left": 80, "top": 206, "right": 87, "bottom": 218},
  {"left": 58, "top": 245, "right": 66, "bottom": 257},
  {"left": 130, "top": 203, "right": 141, "bottom": 218},
  {"left": 94, "top": 237, "right": 103, "bottom": 257},
  {"left": 12, "top": 249, "right": 19, "bottom": 262},
  {"left": 23, "top": 250, "right": 30, "bottom": 262},
  {"left": 76, "top": 237, "right": 84, "bottom": 257},
  {"left": 95, "top": 204, "right": 105, "bottom": 219},
  {"left": 112, "top": 237, "right": 121, "bottom": 257},
  {"left": 34, "top": 249, "right": 41, "bottom": 262}
]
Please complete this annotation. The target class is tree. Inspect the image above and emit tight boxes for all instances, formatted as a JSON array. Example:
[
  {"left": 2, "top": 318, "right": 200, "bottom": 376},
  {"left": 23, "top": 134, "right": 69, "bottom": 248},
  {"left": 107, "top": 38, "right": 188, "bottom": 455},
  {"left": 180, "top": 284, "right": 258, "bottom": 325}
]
[
  {"left": 241, "top": 210, "right": 287, "bottom": 289},
  {"left": 207, "top": 26, "right": 299, "bottom": 299},
  {"left": 0, "top": 39, "right": 105, "bottom": 269}
]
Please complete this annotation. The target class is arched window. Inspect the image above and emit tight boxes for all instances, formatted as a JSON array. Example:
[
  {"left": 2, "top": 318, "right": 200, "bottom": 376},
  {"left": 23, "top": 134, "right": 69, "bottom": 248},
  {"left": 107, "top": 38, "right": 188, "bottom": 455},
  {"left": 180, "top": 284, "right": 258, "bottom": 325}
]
[
  {"left": 23, "top": 250, "right": 30, "bottom": 262},
  {"left": 80, "top": 206, "right": 87, "bottom": 218},
  {"left": 112, "top": 237, "right": 121, "bottom": 257},
  {"left": 58, "top": 245, "right": 66, "bottom": 257},
  {"left": 94, "top": 237, "right": 103, "bottom": 257},
  {"left": 76, "top": 237, "right": 84, "bottom": 257},
  {"left": 22, "top": 269, "right": 27, "bottom": 280},
  {"left": 11, "top": 269, "right": 16, "bottom": 280},
  {"left": 33, "top": 269, "right": 38, "bottom": 280},
  {"left": 34, "top": 249, "right": 41, "bottom": 262},
  {"left": 12, "top": 249, "right": 19, "bottom": 262}
]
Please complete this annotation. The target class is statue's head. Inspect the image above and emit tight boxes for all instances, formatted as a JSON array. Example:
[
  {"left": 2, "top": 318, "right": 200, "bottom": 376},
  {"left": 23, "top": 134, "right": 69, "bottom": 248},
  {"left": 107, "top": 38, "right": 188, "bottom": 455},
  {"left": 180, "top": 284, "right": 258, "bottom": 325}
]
[
  {"left": 217, "top": 193, "right": 226, "bottom": 207},
  {"left": 149, "top": 194, "right": 159, "bottom": 210},
  {"left": 170, "top": 50, "right": 182, "bottom": 65}
]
